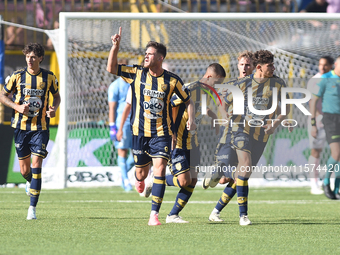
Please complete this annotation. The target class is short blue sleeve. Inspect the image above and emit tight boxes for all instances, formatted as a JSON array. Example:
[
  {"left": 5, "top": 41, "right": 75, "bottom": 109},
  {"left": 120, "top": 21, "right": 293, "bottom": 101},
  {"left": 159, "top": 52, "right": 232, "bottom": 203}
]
[{"left": 108, "top": 80, "right": 119, "bottom": 102}]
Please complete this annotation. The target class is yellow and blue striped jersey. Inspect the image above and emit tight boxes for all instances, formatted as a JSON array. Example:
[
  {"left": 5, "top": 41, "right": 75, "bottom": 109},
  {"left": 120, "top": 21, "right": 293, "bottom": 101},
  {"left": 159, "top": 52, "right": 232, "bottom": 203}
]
[
  {"left": 171, "top": 81, "right": 211, "bottom": 149},
  {"left": 224, "top": 74, "right": 287, "bottom": 142},
  {"left": 4, "top": 68, "right": 59, "bottom": 131},
  {"left": 171, "top": 95, "right": 191, "bottom": 150},
  {"left": 118, "top": 64, "right": 189, "bottom": 137}
]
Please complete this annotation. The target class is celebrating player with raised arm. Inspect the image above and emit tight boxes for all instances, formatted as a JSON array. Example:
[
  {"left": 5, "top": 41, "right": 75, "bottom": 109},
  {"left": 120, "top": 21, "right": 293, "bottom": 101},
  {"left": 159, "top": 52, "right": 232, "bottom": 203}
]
[
  {"left": 106, "top": 27, "right": 196, "bottom": 226},
  {"left": 0, "top": 43, "right": 60, "bottom": 220}
]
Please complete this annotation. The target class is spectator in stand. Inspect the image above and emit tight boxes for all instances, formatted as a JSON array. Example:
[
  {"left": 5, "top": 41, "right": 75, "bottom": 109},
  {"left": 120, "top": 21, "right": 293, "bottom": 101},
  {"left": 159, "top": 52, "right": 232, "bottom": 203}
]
[
  {"left": 5, "top": 17, "right": 24, "bottom": 49},
  {"left": 46, "top": 20, "right": 60, "bottom": 50},
  {"left": 327, "top": 0, "right": 340, "bottom": 13},
  {"left": 300, "top": 0, "right": 328, "bottom": 12}
]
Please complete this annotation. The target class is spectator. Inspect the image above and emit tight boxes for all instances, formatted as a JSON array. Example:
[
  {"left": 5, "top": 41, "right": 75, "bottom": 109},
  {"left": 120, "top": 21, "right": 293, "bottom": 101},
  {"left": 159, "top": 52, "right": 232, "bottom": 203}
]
[
  {"left": 301, "top": 0, "right": 328, "bottom": 12},
  {"left": 327, "top": 0, "right": 340, "bottom": 13},
  {"left": 5, "top": 17, "right": 24, "bottom": 49}
]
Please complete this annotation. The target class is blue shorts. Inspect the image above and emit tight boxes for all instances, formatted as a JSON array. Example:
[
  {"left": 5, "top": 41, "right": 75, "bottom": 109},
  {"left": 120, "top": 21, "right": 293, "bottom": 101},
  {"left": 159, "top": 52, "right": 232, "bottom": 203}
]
[
  {"left": 132, "top": 135, "right": 171, "bottom": 167},
  {"left": 215, "top": 142, "right": 238, "bottom": 179},
  {"left": 14, "top": 129, "right": 49, "bottom": 160},
  {"left": 169, "top": 148, "right": 190, "bottom": 176},
  {"left": 114, "top": 125, "right": 132, "bottom": 149},
  {"left": 231, "top": 132, "right": 267, "bottom": 166}
]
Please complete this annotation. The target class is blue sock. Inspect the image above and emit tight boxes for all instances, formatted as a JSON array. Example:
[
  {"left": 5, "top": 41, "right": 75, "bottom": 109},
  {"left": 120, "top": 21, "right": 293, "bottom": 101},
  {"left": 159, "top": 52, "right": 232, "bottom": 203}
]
[
  {"left": 324, "top": 156, "right": 338, "bottom": 186},
  {"left": 215, "top": 181, "right": 236, "bottom": 212},
  {"left": 165, "top": 175, "right": 182, "bottom": 187},
  {"left": 151, "top": 176, "right": 166, "bottom": 213},
  {"left": 126, "top": 152, "right": 134, "bottom": 170},
  {"left": 236, "top": 176, "right": 249, "bottom": 217},
  {"left": 169, "top": 185, "right": 195, "bottom": 216},
  {"left": 30, "top": 168, "right": 42, "bottom": 207},
  {"left": 118, "top": 156, "right": 128, "bottom": 181}
]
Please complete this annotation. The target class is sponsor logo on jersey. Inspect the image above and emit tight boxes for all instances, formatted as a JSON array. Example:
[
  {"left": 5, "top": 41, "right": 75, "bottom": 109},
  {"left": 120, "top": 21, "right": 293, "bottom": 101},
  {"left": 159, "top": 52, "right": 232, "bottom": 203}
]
[
  {"left": 143, "top": 88, "right": 165, "bottom": 99},
  {"left": 143, "top": 98, "right": 164, "bottom": 113},
  {"left": 23, "top": 88, "right": 44, "bottom": 96}
]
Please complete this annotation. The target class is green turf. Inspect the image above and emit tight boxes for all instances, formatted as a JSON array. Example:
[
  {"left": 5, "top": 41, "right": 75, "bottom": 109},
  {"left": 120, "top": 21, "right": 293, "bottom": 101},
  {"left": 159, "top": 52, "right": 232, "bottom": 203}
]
[{"left": 1, "top": 186, "right": 340, "bottom": 255}]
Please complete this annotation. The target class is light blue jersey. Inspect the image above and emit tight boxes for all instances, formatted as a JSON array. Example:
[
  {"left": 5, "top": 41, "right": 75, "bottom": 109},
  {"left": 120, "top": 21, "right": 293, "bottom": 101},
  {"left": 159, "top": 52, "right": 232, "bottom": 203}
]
[
  {"left": 315, "top": 70, "right": 340, "bottom": 114},
  {"left": 108, "top": 77, "right": 131, "bottom": 129}
]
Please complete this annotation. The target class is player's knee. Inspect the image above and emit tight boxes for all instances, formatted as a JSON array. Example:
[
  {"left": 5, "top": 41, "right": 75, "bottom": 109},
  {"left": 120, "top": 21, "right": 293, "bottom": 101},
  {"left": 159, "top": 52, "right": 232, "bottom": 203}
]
[
  {"left": 177, "top": 175, "right": 191, "bottom": 187},
  {"left": 135, "top": 167, "right": 149, "bottom": 180},
  {"left": 190, "top": 178, "right": 197, "bottom": 187}
]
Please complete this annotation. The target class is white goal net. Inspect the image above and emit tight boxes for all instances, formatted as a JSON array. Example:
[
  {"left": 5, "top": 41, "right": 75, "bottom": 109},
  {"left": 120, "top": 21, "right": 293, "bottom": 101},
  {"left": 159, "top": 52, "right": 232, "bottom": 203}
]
[{"left": 50, "top": 12, "right": 340, "bottom": 188}]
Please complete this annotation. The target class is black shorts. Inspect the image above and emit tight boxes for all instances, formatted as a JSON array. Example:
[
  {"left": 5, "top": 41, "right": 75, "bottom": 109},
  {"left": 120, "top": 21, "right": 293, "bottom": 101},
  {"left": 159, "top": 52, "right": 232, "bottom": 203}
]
[
  {"left": 323, "top": 113, "right": 340, "bottom": 144},
  {"left": 14, "top": 129, "right": 49, "bottom": 159}
]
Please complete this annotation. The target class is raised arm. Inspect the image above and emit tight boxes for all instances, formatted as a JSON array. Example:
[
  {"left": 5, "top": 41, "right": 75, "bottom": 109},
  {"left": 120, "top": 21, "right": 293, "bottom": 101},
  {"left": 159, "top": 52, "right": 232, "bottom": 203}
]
[{"left": 106, "top": 27, "right": 122, "bottom": 74}]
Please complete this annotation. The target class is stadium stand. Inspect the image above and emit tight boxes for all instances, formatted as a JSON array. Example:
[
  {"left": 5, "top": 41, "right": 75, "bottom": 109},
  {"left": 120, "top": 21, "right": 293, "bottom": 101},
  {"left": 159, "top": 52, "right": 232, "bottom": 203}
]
[{"left": 0, "top": 0, "right": 298, "bottom": 49}]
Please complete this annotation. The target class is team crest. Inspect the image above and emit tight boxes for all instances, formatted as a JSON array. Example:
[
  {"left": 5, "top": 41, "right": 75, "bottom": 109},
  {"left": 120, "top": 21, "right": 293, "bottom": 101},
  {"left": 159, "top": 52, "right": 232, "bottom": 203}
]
[
  {"left": 237, "top": 141, "right": 244, "bottom": 149},
  {"left": 175, "top": 163, "right": 182, "bottom": 171},
  {"left": 266, "top": 90, "right": 272, "bottom": 97},
  {"left": 161, "top": 84, "right": 168, "bottom": 91},
  {"left": 38, "top": 82, "right": 45, "bottom": 90}
]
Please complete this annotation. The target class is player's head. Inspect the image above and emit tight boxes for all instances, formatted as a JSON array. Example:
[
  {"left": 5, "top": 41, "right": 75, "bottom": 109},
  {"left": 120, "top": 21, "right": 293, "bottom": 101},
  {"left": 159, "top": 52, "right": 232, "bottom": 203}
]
[
  {"left": 334, "top": 55, "right": 340, "bottom": 73},
  {"left": 237, "top": 51, "right": 255, "bottom": 78},
  {"left": 254, "top": 50, "right": 275, "bottom": 78},
  {"left": 118, "top": 58, "right": 128, "bottom": 65},
  {"left": 23, "top": 43, "right": 45, "bottom": 71},
  {"left": 144, "top": 41, "right": 167, "bottom": 69},
  {"left": 202, "top": 63, "right": 226, "bottom": 87},
  {"left": 318, "top": 56, "right": 334, "bottom": 74}
]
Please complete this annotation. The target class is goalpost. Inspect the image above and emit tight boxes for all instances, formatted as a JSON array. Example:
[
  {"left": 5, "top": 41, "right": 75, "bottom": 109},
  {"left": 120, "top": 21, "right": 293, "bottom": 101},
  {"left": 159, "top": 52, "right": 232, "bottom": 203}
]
[{"left": 49, "top": 12, "right": 340, "bottom": 188}]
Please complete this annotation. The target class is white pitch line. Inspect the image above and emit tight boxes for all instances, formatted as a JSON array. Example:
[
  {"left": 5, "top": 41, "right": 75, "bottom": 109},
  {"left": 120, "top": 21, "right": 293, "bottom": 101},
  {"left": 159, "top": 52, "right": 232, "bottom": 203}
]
[{"left": 0, "top": 199, "right": 336, "bottom": 205}]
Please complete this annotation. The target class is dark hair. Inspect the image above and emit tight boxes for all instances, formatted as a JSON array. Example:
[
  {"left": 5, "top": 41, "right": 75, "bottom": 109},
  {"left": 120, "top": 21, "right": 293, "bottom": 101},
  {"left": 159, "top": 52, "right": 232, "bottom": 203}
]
[
  {"left": 208, "top": 63, "right": 226, "bottom": 78},
  {"left": 254, "top": 50, "right": 274, "bottom": 66},
  {"left": 320, "top": 56, "right": 334, "bottom": 65},
  {"left": 22, "top": 43, "right": 45, "bottom": 63},
  {"left": 146, "top": 41, "right": 167, "bottom": 58}
]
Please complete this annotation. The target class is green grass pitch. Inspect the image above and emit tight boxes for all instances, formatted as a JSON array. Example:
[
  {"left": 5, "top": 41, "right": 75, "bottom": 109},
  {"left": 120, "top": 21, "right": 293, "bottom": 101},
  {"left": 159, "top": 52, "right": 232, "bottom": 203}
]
[{"left": 1, "top": 186, "right": 340, "bottom": 254}]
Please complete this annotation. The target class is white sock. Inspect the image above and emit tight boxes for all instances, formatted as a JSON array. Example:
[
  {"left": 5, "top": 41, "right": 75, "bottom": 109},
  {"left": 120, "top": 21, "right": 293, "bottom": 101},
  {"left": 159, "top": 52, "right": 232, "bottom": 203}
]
[
  {"left": 308, "top": 155, "right": 320, "bottom": 187},
  {"left": 212, "top": 208, "right": 220, "bottom": 214},
  {"left": 150, "top": 210, "right": 158, "bottom": 216}
]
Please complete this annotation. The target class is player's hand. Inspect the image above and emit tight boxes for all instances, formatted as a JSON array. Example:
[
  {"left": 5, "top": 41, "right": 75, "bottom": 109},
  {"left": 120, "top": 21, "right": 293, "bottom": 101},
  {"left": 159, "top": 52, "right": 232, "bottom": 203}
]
[
  {"left": 110, "top": 124, "right": 118, "bottom": 141},
  {"left": 171, "top": 133, "right": 177, "bottom": 150},
  {"left": 111, "top": 27, "right": 122, "bottom": 46},
  {"left": 17, "top": 103, "right": 30, "bottom": 115},
  {"left": 311, "top": 126, "right": 318, "bottom": 138},
  {"left": 46, "top": 106, "right": 56, "bottom": 118},
  {"left": 187, "top": 120, "right": 196, "bottom": 131},
  {"left": 221, "top": 88, "right": 230, "bottom": 98},
  {"left": 116, "top": 129, "right": 123, "bottom": 142},
  {"left": 262, "top": 123, "right": 276, "bottom": 135}
]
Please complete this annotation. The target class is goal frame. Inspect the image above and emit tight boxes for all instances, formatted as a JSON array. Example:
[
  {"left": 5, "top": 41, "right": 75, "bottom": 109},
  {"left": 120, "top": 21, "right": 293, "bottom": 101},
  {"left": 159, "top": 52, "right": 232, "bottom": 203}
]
[{"left": 57, "top": 12, "right": 340, "bottom": 188}]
